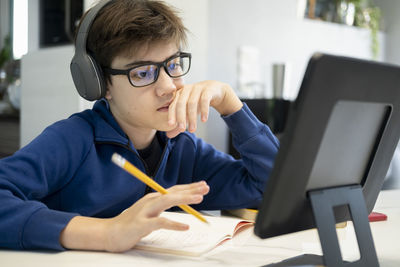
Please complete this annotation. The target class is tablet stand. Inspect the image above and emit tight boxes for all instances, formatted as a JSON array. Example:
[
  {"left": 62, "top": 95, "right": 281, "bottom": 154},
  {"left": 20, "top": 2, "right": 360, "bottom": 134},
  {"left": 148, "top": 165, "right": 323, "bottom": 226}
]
[{"left": 265, "top": 185, "right": 379, "bottom": 267}]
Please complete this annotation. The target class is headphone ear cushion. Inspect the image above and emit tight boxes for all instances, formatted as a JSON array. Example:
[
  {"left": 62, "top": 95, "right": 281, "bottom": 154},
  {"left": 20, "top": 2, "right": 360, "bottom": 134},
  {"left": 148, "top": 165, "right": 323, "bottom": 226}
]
[{"left": 70, "top": 53, "right": 106, "bottom": 101}]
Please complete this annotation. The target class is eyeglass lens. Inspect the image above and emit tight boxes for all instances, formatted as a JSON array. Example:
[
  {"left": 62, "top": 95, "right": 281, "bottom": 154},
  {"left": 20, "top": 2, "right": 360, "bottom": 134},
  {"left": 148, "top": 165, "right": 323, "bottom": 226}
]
[{"left": 128, "top": 55, "right": 190, "bottom": 87}]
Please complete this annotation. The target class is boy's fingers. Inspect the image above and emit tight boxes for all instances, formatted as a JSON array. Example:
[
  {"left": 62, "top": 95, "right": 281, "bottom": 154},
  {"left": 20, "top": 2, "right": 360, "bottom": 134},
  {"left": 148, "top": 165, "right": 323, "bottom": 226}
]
[
  {"left": 142, "top": 192, "right": 161, "bottom": 199},
  {"left": 146, "top": 193, "right": 203, "bottom": 217},
  {"left": 199, "top": 90, "right": 211, "bottom": 122},
  {"left": 166, "top": 127, "right": 181, "bottom": 139},
  {"left": 187, "top": 87, "right": 201, "bottom": 133},
  {"left": 168, "top": 90, "right": 180, "bottom": 126},
  {"left": 167, "top": 181, "right": 209, "bottom": 194},
  {"left": 175, "top": 86, "right": 191, "bottom": 130},
  {"left": 149, "top": 217, "right": 189, "bottom": 232}
]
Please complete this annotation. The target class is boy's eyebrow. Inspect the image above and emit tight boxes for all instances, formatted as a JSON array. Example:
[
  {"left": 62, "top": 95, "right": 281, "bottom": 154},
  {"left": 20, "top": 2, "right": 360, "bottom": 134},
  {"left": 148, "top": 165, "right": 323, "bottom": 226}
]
[
  {"left": 124, "top": 60, "right": 154, "bottom": 68},
  {"left": 124, "top": 51, "right": 181, "bottom": 68}
]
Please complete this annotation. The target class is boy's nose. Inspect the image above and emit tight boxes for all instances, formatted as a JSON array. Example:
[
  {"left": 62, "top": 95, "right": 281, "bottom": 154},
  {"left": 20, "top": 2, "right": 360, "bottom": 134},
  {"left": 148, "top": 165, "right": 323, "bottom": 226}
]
[{"left": 155, "top": 68, "right": 177, "bottom": 96}]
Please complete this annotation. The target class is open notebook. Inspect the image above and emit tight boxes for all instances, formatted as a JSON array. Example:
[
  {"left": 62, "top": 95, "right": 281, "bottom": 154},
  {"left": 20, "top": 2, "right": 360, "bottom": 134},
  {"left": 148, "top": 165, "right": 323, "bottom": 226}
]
[{"left": 135, "top": 211, "right": 253, "bottom": 256}]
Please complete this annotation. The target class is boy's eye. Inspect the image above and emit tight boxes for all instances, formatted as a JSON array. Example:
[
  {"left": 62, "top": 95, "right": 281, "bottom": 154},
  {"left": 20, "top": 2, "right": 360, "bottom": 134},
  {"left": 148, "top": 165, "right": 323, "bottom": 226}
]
[
  {"left": 168, "top": 63, "right": 178, "bottom": 71},
  {"left": 167, "top": 59, "right": 183, "bottom": 75},
  {"left": 130, "top": 66, "right": 156, "bottom": 81},
  {"left": 137, "top": 71, "right": 148, "bottom": 78},
  {"left": 131, "top": 70, "right": 149, "bottom": 80}
]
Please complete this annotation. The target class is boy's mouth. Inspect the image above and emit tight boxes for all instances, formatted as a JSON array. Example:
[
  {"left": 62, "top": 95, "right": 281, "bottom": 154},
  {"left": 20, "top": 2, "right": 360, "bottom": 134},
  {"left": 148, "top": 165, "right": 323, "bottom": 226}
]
[{"left": 157, "top": 100, "right": 173, "bottom": 112}]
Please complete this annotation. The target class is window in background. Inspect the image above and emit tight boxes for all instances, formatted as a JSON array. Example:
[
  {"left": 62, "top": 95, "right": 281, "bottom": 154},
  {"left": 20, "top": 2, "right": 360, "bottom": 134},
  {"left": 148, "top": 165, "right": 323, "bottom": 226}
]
[
  {"left": 12, "top": 0, "right": 28, "bottom": 59},
  {"left": 40, "top": 0, "right": 83, "bottom": 47}
]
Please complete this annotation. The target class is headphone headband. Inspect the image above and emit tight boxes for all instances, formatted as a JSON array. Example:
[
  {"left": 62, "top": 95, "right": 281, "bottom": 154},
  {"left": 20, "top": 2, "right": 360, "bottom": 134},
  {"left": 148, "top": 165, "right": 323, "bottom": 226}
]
[{"left": 75, "top": 0, "right": 111, "bottom": 53}]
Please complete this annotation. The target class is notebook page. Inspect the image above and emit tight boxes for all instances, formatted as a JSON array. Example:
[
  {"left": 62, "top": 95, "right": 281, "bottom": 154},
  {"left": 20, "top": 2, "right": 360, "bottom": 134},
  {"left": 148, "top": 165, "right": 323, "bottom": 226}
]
[{"left": 135, "top": 212, "right": 252, "bottom": 256}]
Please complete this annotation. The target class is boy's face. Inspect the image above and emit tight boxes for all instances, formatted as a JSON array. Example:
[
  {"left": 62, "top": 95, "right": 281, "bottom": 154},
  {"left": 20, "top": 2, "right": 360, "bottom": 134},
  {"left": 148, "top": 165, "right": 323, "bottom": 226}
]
[{"left": 105, "top": 41, "right": 184, "bottom": 134}]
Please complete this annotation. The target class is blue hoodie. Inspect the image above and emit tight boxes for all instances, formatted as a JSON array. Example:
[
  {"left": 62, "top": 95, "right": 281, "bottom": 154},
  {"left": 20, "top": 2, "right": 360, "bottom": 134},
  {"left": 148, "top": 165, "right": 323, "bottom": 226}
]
[{"left": 0, "top": 99, "right": 279, "bottom": 251}]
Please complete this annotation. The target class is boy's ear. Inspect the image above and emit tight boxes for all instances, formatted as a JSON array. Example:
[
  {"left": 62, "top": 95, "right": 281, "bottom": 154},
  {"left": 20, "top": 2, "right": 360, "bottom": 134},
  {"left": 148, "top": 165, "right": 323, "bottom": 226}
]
[{"left": 105, "top": 89, "right": 112, "bottom": 100}]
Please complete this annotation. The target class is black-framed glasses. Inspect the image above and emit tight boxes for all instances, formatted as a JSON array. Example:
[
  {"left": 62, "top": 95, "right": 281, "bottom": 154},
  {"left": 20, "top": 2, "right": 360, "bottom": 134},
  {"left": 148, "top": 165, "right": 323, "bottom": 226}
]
[{"left": 104, "top": 52, "right": 191, "bottom": 87}]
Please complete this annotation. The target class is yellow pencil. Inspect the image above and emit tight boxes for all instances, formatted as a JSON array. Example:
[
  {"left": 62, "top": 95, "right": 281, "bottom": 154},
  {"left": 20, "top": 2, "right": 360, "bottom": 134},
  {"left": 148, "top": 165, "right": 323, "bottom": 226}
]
[{"left": 111, "top": 153, "right": 208, "bottom": 224}]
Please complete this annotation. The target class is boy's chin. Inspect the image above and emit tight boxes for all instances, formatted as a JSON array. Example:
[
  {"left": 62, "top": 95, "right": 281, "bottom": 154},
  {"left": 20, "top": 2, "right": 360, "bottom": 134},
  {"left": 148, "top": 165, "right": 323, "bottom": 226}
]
[{"left": 157, "top": 123, "right": 178, "bottom": 132}]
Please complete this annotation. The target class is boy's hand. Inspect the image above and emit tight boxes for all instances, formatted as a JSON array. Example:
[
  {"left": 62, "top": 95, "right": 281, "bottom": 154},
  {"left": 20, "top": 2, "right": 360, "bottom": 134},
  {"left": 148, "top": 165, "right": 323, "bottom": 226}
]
[
  {"left": 104, "top": 181, "right": 209, "bottom": 252},
  {"left": 166, "top": 80, "right": 243, "bottom": 138},
  {"left": 60, "top": 181, "right": 209, "bottom": 253}
]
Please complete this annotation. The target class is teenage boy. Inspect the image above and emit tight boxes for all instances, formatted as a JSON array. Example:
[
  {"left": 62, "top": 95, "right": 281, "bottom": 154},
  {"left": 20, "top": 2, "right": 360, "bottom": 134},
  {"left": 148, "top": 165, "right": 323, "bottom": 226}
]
[{"left": 0, "top": 0, "right": 279, "bottom": 252}]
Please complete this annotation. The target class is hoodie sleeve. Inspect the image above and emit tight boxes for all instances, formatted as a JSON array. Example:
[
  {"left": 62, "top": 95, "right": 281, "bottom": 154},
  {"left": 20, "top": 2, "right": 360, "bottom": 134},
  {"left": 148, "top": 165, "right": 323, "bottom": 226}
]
[
  {"left": 0, "top": 117, "right": 92, "bottom": 250},
  {"left": 192, "top": 103, "right": 279, "bottom": 210}
]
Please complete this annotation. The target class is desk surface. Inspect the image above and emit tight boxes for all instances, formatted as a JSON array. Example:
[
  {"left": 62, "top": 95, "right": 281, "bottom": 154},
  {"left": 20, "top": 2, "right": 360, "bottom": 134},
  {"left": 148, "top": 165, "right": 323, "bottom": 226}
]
[{"left": 1, "top": 189, "right": 399, "bottom": 267}]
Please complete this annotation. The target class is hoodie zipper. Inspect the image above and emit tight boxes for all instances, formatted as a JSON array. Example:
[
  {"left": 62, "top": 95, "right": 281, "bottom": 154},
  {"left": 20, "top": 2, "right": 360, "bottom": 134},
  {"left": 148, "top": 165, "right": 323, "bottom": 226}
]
[
  {"left": 95, "top": 139, "right": 169, "bottom": 194},
  {"left": 95, "top": 140, "right": 149, "bottom": 171},
  {"left": 139, "top": 138, "right": 169, "bottom": 194}
]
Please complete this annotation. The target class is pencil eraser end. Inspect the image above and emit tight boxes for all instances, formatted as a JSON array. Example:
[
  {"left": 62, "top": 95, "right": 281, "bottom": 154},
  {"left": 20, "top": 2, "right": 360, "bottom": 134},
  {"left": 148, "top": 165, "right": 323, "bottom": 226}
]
[{"left": 111, "top": 153, "right": 125, "bottom": 167}]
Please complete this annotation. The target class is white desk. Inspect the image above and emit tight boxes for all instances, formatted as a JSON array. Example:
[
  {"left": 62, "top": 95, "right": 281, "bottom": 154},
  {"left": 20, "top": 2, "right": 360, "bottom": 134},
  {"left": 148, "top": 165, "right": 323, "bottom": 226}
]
[{"left": 1, "top": 189, "right": 399, "bottom": 267}]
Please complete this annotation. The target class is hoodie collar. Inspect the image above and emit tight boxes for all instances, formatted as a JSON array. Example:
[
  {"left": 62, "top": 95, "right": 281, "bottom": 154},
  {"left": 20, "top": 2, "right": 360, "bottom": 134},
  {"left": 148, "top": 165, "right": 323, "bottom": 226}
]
[
  {"left": 92, "top": 98, "right": 129, "bottom": 145},
  {"left": 91, "top": 98, "right": 170, "bottom": 149}
]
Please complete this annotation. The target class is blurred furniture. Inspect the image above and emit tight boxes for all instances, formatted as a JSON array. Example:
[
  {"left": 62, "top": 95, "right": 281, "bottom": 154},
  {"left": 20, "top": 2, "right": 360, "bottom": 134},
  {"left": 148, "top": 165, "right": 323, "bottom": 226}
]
[
  {"left": 228, "top": 98, "right": 291, "bottom": 159},
  {"left": 0, "top": 113, "right": 19, "bottom": 158}
]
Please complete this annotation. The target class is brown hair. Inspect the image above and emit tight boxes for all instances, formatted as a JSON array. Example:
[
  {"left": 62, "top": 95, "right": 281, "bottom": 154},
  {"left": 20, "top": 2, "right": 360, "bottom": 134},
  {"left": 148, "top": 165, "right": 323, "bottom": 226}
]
[{"left": 80, "top": 0, "right": 188, "bottom": 83}]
